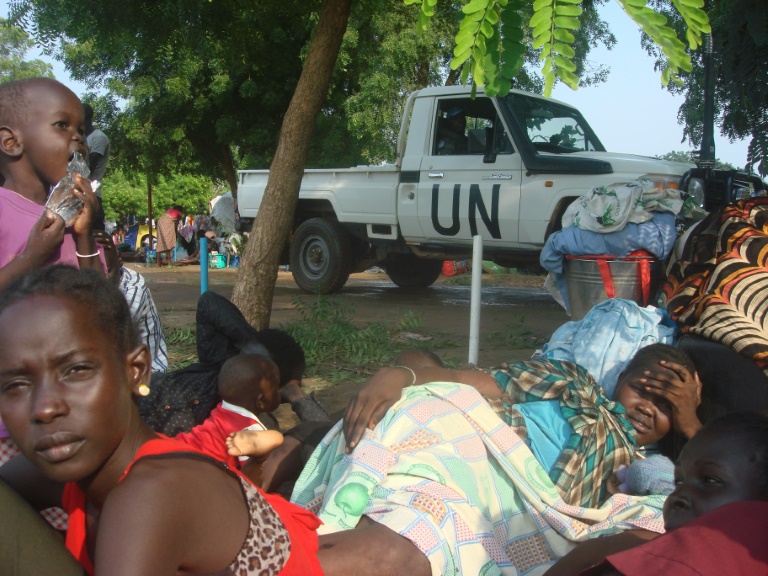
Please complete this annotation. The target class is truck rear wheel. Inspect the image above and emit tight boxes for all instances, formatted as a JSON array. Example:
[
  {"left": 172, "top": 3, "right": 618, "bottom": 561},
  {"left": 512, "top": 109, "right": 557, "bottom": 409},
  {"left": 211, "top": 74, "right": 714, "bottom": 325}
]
[
  {"left": 385, "top": 254, "right": 442, "bottom": 288},
  {"left": 290, "top": 218, "right": 352, "bottom": 294}
]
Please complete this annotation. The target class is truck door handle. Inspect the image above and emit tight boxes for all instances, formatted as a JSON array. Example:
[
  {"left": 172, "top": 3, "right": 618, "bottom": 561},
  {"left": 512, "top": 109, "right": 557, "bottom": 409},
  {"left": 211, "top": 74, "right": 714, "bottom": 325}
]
[{"left": 428, "top": 172, "right": 444, "bottom": 178}]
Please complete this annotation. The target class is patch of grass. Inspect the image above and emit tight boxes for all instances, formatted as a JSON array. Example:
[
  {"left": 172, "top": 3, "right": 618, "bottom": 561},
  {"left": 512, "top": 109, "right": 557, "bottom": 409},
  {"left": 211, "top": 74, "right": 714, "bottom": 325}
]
[
  {"left": 166, "top": 327, "right": 196, "bottom": 345},
  {"left": 162, "top": 297, "right": 466, "bottom": 382},
  {"left": 166, "top": 327, "right": 197, "bottom": 370},
  {"left": 279, "top": 297, "right": 435, "bottom": 383},
  {"left": 487, "top": 316, "right": 548, "bottom": 350},
  {"left": 438, "top": 355, "right": 462, "bottom": 368},
  {"left": 396, "top": 310, "right": 421, "bottom": 331}
]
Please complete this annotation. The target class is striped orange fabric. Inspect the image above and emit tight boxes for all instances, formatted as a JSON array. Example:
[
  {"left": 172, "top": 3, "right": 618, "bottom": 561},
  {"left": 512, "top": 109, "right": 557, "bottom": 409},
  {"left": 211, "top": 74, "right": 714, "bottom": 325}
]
[{"left": 663, "top": 198, "right": 768, "bottom": 375}]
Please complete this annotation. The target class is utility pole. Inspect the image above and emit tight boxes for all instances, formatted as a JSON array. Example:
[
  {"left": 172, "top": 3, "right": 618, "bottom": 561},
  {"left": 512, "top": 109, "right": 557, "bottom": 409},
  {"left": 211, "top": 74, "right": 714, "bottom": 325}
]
[{"left": 697, "top": 34, "right": 716, "bottom": 169}]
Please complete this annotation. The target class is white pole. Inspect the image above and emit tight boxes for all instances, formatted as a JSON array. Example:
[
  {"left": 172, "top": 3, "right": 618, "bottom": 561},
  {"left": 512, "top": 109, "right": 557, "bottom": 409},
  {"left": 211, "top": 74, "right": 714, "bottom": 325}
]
[{"left": 468, "top": 235, "right": 483, "bottom": 367}]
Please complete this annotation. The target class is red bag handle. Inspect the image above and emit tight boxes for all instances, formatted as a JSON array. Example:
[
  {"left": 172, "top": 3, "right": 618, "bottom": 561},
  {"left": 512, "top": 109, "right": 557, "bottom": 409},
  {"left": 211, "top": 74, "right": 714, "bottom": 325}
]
[
  {"left": 596, "top": 259, "right": 615, "bottom": 299},
  {"left": 624, "top": 250, "right": 653, "bottom": 305}
]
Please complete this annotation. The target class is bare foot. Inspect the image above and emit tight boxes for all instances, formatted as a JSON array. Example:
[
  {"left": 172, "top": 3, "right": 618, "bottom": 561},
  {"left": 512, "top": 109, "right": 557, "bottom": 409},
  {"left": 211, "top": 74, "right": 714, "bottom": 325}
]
[{"left": 226, "top": 429, "right": 284, "bottom": 458}]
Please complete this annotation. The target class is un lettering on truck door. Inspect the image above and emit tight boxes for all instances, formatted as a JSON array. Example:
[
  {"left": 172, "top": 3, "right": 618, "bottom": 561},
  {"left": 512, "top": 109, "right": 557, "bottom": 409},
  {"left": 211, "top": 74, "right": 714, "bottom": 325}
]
[
  {"left": 417, "top": 154, "right": 523, "bottom": 245},
  {"left": 430, "top": 183, "right": 501, "bottom": 239},
  {"left": 416, "top": 96, "right": 523, "bottom": 246}
]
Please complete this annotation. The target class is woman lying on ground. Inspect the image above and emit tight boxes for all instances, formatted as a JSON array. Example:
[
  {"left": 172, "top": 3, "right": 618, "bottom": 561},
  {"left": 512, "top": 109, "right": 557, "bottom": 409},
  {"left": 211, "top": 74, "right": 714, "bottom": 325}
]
[
  {"left": 0, "top": 266, "right": 322, "bottom": 575},
  {"left": 138, "top": 288, "right": 329, "bottom": 438},
  {"left": 291, "top": 345, "right": 704, "bottom": 575}
]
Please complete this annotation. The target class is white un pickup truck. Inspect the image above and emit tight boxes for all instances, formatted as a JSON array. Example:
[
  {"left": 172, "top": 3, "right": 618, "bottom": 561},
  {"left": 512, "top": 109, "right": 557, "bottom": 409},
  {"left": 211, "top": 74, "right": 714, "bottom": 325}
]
[{"left": 237, "top": 85, "right": 760, "bottom": 294}]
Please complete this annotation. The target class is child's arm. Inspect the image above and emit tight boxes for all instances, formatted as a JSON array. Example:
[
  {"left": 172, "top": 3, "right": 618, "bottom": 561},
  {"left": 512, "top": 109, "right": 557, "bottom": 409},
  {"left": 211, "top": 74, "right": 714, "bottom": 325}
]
[
  {"left": 0, "top": 210, "right": 65, "bottom": 292},
  {"left": 92, "top": 229, "right": 122, "bottom": 283},
  {"left": 69, "top": 174, "right": 102, "bottom": 271},
  {"left": 542, "top": 530, "right": 658, "bottom": 576}
]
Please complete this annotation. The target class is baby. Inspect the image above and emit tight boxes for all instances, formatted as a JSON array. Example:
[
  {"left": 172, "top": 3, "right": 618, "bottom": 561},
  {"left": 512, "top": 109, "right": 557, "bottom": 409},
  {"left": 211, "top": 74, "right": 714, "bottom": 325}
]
[{"left": 174, "top": 353, "right": 285, "bottom": 477}]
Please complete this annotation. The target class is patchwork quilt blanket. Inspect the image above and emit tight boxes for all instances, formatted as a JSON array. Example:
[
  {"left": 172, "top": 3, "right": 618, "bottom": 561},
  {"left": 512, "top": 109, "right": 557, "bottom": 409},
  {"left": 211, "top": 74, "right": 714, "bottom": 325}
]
[{"left": 292, "top": 383, "right": 664, "bottom": 575}]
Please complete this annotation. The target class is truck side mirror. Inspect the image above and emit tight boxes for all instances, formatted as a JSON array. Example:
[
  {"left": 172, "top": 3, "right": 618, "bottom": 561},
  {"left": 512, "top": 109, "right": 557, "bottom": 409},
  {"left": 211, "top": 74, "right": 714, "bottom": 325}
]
[{"left": 483, "top": 126, "right": 496, "bottom": 164}]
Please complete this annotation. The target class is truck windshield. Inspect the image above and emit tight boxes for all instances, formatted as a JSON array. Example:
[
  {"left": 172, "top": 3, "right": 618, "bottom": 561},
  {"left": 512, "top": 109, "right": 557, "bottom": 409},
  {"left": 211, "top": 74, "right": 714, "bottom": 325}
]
[{"left": 502, "top": 93, "right": 604, "bottom": 154}]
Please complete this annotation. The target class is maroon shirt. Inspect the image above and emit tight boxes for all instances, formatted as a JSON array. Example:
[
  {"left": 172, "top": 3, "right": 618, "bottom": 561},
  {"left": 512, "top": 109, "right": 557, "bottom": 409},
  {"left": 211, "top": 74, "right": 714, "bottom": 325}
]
[{"left": 581, "top": 500, "right": 768, "bottom": 575}]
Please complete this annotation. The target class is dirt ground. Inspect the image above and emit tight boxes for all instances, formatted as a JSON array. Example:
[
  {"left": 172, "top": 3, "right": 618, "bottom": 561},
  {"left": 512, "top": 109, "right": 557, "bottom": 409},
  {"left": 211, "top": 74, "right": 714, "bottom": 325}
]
[{"left": 134, "top": 263, "right": 571, "bottom": 428}]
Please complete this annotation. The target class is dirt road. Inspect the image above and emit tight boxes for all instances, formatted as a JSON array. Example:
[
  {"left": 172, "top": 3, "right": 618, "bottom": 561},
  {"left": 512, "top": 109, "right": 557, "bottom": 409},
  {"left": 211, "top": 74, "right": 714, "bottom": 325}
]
[{"left": 134, "top": 263, "right": 571, "bottom": 424}]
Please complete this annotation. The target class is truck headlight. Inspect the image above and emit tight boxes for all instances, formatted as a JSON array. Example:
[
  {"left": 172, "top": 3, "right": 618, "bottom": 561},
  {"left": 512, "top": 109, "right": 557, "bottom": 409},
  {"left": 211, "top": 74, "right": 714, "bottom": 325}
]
[{"left": 686, "top": 177, "right": 705, "bottom": 206}]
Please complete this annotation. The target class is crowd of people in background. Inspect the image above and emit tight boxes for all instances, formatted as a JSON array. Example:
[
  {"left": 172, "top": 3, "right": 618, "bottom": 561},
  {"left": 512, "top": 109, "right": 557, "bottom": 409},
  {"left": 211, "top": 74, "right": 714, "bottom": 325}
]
[{"left": 108, "top": 209, "right": 239, "bottom": 267}]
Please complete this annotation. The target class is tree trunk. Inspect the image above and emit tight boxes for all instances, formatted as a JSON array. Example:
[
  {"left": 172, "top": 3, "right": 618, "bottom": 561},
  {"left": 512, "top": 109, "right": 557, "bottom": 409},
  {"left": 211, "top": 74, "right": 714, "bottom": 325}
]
[
  {"left": 221, "top": 142, "right": 239, "bottom": 212},
  {"left": 231, "top": 0, "right": 353, "bottom": 328},
  {"left": 416, "top": 61, "right": 429, "bottom": 88},
  {"left": 446, "top": 68, "right": 460, "bottom": 86}
]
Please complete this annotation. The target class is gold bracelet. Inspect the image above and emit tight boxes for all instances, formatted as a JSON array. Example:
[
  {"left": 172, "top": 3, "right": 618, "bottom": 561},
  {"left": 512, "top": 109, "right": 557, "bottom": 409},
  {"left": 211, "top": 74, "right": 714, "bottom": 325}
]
[{"left": 392, "top": 365, "right": 417, "bottom": 387}]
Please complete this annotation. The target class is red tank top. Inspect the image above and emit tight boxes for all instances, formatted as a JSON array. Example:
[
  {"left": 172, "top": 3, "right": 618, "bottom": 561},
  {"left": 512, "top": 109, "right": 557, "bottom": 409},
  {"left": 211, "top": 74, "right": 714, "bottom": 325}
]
[{"left": 62, "top": 437, "right": 323, "bottom": 575}]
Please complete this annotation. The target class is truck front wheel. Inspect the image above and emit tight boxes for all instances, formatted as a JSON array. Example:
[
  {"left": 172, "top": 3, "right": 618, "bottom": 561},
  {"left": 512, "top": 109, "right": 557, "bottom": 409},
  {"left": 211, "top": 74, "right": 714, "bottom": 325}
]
[
  {"left": 385, "top": 254, "right": 442, "bottom": 289},
  {"left": 290, "top": 218, "right": 352, "bottom": 294}
]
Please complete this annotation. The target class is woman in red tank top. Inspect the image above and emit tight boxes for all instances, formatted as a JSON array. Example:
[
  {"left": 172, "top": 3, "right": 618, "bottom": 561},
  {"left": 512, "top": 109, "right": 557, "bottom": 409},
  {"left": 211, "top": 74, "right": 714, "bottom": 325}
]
[{"left": 0, "top": 266, "right": 322, "bottom": 576}]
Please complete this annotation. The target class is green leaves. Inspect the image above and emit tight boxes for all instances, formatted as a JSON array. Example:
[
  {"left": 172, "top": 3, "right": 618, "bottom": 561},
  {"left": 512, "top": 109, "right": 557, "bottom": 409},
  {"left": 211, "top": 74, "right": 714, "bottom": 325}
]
[
  {"left": 553, "top": 42, "right": 575, "bottom": 58},
  {"left": 0, "top": 16, "right": 54, "bottom": 81},
  {"left": 529, "top": 0, "right": 583, "bottom": 94},
  {"left": 404, "top": 0, "right": 710, "bottom": 99},
  {"left": 462, "top": 0, "right": 490, "bottom": 13},
  {"left": 554, "top": 4, "right": 582, "bottom": 17},
  {"left": 670, "top": 0, "right": 710, "bottom": 49},
  {"left": 530, "top": 6, "right": 552, "bottom": 29},
  {"left": 447, "top": 0, "right": 530, "bottom": 97},
  {"left": 615, "top": 0, "right": 703, "bottom": 87},
  {"left": 102, "top": 169, "right": 217, "bottom": 224},
  {"left": 553, "top": 16, "right": 580, "bottom": 29}
]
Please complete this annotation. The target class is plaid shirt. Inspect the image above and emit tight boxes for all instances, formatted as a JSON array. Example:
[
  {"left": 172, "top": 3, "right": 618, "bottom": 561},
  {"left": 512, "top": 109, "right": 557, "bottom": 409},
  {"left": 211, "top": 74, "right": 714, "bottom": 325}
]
[
  {"left": 489, "top": 359, "right": 637, "bottom": 508},
  {"left": 120, "top": 267, "right": 168, "bottom": 373}
]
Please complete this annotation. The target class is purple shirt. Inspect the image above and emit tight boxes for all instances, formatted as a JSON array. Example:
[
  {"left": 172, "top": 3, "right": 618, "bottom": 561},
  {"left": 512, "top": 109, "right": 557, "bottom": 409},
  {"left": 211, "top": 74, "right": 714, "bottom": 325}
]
[
  {"left": 0, "top": 186, "right": 106, "bottom": 269},
  {"left": 1, "top": 186, "right": 82, "bottom": 267}
]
